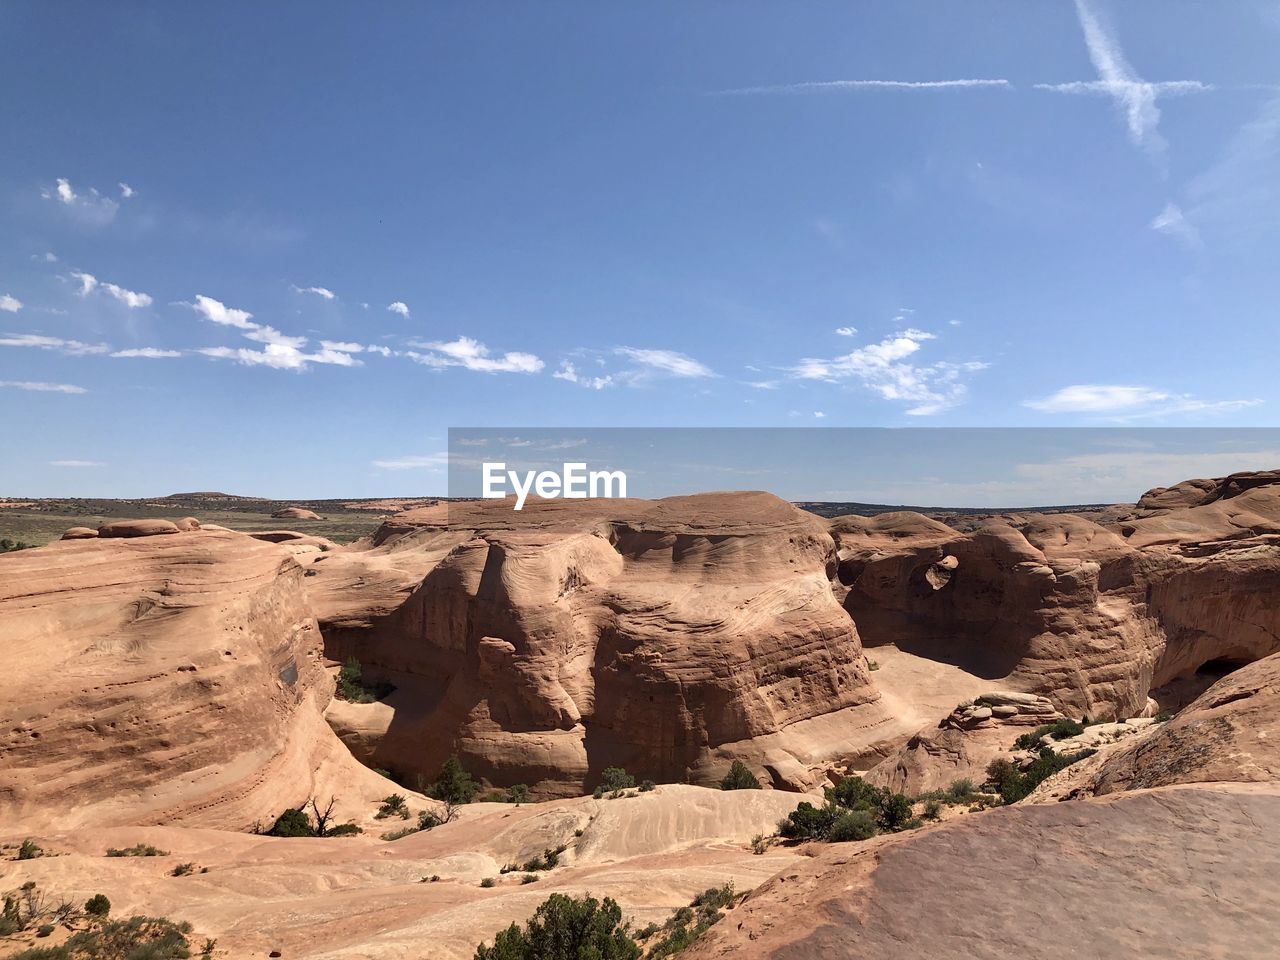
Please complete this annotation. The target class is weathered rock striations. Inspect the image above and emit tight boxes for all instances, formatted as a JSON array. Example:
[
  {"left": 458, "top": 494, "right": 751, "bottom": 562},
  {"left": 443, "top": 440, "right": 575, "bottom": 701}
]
[
  {"left": 0, "top": 527, "right": 389, "bottom": 830},
  {"left": 834, "top": 474, "right": 1280, "bottom": 723},
  {"left": 316, "top": 492, "right": 885, "bottom": 795}
]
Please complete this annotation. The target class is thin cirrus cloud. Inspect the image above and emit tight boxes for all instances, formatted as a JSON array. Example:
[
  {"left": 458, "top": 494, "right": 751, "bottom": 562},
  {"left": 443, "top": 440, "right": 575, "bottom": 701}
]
[
  {"left": 0, "top": 294, "right": 22, "bottom": 313},
  {"left": 49, "top": 459, "right": 103, "bottom": 467},
  {"left": 615, "top": 346, "right": 715, "bottom": 379},
  {"left": 0, "top": 380, "right": 88, "bottom": 394},
  {"left": 110, "top": 347, "right": 183, "bottom": 358},
  {"left": 371, "top": 453, "right": 450, "bottom": 471},
  {"left": 553, "top": 361, "right": 613, "bottom": 390},
  {"left": 70, "top": 271, "right": 153, "bottom": 308},
  {"left": 1036, "top": 0, "right": 1212, "bottom": 159},
  {"left": 0, "top": 334, "right": 110, "bottom": 355},
  {"left": 788, "top": 328, "right": 986, "bottom": 416},
  {"left": 406, "top": 336, "right": 543, "bottom": 374},
  {"left": 291, "top": 284, "right": 336, "bottom": 300},
  {"left": 186, "top": 294, "right": 367, "bottom": 371},
  {"left": 1150, "top": 202, "right": 1201, "bottom": 247},
  {"left": 713, "top": 79, "right": 1011, "bottom": 96},
  {"left": 40, "top": 177, "right": 127, "bottom": 225},
  {"left": 1025, "top": 384, "right": 1259, "bottom": 417}
]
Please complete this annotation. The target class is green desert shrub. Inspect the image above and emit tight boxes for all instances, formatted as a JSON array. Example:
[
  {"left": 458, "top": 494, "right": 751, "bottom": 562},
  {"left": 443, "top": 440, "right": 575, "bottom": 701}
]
[
  {"left": 105, "top": 843, "right": 168, "bottom": 858},
  {"left": 266, "top": 808, "right": 314, "bottom": 838},
  {"left": 598, "top": 767, "right": 635, "bottom": 793},
  {"left": 1014, "top": 718, "right": 1085, "bottom": 750},
  {"left": 986, "top": 748, "right": 1095, "bottom": 804},
  {"left": 828, "top": 809, "right": 879, "bottom": 842},
  {"left": 474, "top": 893, "right": 640, "bottom": 960},
  {"left": 376, "top": 794, "right": 409, "bottom": 819},
  {"left": 334, "top": 657, "right": 394, "bottom": 703},
  {"left": 645, "top": 884, "right": 738, "bottom": 958},
  {"left": 428, "top": 757, "right": 481, "bottom": 805},
  {"left": 84, "top": 894, "right": 111, "bottom": 917},
  {"left": 780, "top": 775, "right": 915, "bottom": 842},
  {"left": 719, "top": 760, "right": 761, "bottom": 791},
  {"left": 9, "top": 915, "right": 193, "bottom": 959},
  {"left": 17, "top": 839, "right": 43, "bottom": 860},
  {"left": 777, "top": 801, "right": 841, "bottom": 841}
]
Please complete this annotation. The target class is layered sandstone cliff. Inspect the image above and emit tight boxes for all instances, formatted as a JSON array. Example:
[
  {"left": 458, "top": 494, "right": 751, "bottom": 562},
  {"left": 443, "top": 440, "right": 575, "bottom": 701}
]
[
  {"left": 316, "top": 493, "right": 887, "bottom": 795},
  {"left": 0, "top": 527, "right": 390, "bottom": 830}
]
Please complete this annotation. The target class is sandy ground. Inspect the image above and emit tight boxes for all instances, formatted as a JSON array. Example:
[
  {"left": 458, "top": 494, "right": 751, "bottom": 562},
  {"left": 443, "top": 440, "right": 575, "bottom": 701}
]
[{"left": 0, "top": 785, "right": 809, "bottom": 959}]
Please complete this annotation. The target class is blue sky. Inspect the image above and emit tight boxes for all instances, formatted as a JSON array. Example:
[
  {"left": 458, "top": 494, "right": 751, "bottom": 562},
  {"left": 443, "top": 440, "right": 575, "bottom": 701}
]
[{"left": 2, "top": 1, "right": 1279, "bottom": 499}]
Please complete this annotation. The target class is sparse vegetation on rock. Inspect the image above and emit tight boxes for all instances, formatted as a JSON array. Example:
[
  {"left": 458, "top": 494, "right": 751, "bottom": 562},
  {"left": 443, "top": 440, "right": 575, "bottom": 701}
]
[
  {"left": 261, "top": 797, "right": 361, "bottom": 837},
  {"left": 779, "top": 776, "right": 917, "bottom": 842},
  {"left": 474, "top": 893, "right": 640, "bottom": 960},
  {"left": 105, "top": 843, "right": 168, "bottom": 858},
  {"left": 335, "top": 657, "right": 393, "bottom": 703},
  {"left": 428, "top": 757, "right": 481, "bottom": 805},
  {"left": 986, "top": 747, "right": 1095, "bottom": 804},
  {"left": 6, "top": 915, "right": 194, "bottom": 959},
  {"left": 719, "top": 760, "right": 761, "bottom": 791},
  {"left": 1014, "top": 718, "right": 1087, "bottom": 750},
  {"left": 639, "top": 883, "right": 741, "bottom": 958}
]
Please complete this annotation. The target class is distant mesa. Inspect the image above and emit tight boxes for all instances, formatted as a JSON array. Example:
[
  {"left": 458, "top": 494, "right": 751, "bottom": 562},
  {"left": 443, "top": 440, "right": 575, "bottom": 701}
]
[
  {"left": 272, "top": 506, "right": 323, "bottom": 521},
  {"left": 161, "top": 491, "right": 258, "bottom": 501}
]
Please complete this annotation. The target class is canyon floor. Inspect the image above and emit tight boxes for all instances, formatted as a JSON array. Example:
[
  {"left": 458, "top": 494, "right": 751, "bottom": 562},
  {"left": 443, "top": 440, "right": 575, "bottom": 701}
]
[{"left": 3, "top": 471, "right": 1279, "bottom": 958}]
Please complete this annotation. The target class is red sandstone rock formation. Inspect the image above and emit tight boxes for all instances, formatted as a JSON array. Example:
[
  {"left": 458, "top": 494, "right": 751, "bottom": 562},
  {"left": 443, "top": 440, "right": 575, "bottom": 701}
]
[
  {"left": 316, "top": 492, "right": 885, "bottom": 795},
  {"left": 0, "top": 528, "right": 389, "bottom": 830}
]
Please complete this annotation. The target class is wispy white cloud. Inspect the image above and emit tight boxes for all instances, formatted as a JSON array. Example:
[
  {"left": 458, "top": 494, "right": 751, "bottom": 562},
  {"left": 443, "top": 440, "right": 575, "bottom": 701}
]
[
  {"left": 553, "top": 360, "right": 613, "bottom": 389},
  {"left": 407, "top": 336, "right": 543, "bottom": 374},
  {"left": 1026, "top": 383, "right": 1259, "bottom": 417},
  {"left": 118, "top": 182, "right": 135, "bottom": 198},
  {"left": 0, "top": 295, "right": 21, "bottom": 313},
  {"left": 197, "top": 342, "right": 362, "bottom": 370},
  {"left": 70, "top": 272, "right": 152, "bottom": 308},
  {"left": 388, "top": 301, "right": 411, "bottom": 318},
  {"left": 188, "top": 294, "right": 366, "bottom": 371},
  {"left": 49, "top": 459, "right": 103, "bottom": 467},
  {"left": 71, "top": 272, "right": 98, "bottom": 296},
  {"left": 102, "top": 282, "right": 152, "bottom": 308},
  {"left": 714, "top": 79, "right": 1011, "bottom": 95},
  {"left": 0, "top": 380, "right": 87, "bottom": 394},
  {"left": 615, "top": 346, "right": 715, "bottom": 379},
  {"left": 1037, "top": 0, "right": 1212, "bottom": 159},
  {"left": 834, "top": 326, "right": 857, "bottom": 337},
  {"left": 41, "top": 177, "right": 125, "bottom": 224},
  {"left": 110, "top": 347, "right": 182, "bottom": 358},
  {"left": 787, "top": 328, "right": 985, "bottom": 415},
  {"left": 292, "top": 284, "right": 336, "bottom": 300},
  {"left": 372, "top": 453, "right": 449, "bottom": 471},
  {"left": 1150, "top": 201, "right": 1201, "bottom": 247},
  {"left": 1182, "top": 93, "right": 1280, "bottom": 237},
  {"left": 34, "top": 252, "right": 58, "bottom": 263},
  {"left": 188, "top": 294, "right": 256, "bottom": 329},
  {"left": 0, "top": 334, "right": 110, "bottom": 355}
]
